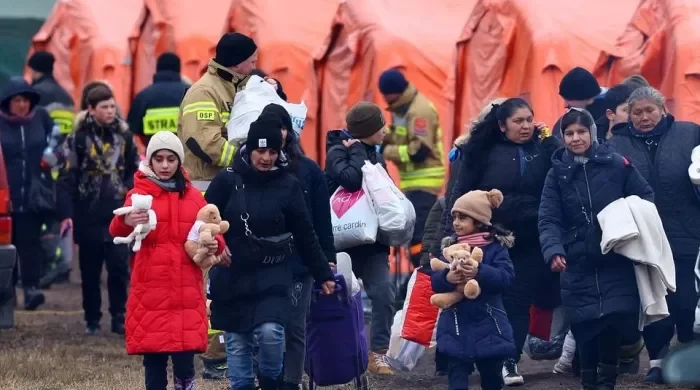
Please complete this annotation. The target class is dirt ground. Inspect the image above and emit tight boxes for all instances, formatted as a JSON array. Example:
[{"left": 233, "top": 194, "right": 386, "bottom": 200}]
[{"left": 0, "top": 280, "right": 692, "bottom": 390}]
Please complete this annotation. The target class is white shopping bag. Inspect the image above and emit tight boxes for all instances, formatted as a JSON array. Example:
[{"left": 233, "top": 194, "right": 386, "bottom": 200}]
[
  {"left": 362, "top": 162, "right": 416, "bottom": 246},
  {"left": 335, "top": 252, "right": 361, "bottom": 296},
  {"left": 387, "top": 310, "right": 426, "bottom": 371},
  {"left": 226, "top": 76, "right": 308, "bottom": 143},
  {"left": 330, "top": 186, "right": 378, "bottom": 251}
]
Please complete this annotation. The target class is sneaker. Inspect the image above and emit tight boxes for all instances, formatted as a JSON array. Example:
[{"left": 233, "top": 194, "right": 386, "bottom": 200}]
[
  {"left": 502, "top": 358, "right": 524, "bottom": 386},
  {"left": 553, "top": 360, "right": 574, "bottom": 375},
  {"left": 434, "top": 370, "right": 448, "bottom": 377},
  {"left": 368, "top": 350, "right": 394, "bottom": 375},
  {"left": 644, "top": 367, "right": 664, "bottom": 384},
  {"left": 85, "top": 323, "right": 101, "bottom": 335},
  {"left": 201, "top": 360, "right": 227, "bottom": 380}
]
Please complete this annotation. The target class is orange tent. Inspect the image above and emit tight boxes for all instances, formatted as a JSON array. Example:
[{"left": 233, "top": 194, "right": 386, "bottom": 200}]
[
  {"left": 128, "top": 0, "right": 338, "bottom": 161},
  {"left": 607, "top": 0, "right": 700, "bottom": 123},
  {"left": 29, "top": 0, "right": 143, "bottom": 113},
  {"left": 304, "top": 0, "right": 473, "bottom": 167},
  {"left": 128, "top": 0, "right": 233, "bottom": 96},
  {"left": 447, "top": 0, "right": 641, "bottom": 140}
]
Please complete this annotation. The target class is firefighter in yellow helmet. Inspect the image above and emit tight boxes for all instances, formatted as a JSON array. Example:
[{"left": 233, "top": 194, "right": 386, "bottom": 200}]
[
  {"left": 378, "top": 69, "right": 445, "bottom": 269},
  {"left": 177, "top": 32, "right": 258, "bottom": 381}
]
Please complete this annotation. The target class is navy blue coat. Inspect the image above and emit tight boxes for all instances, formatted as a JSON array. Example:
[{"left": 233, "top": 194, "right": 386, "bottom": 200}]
[
  {"left": 288, "top": 155, "right": 336, "bottom": 277},
  {"left": 0, "top": 79, "right": 52, "bottom": 213},
  {"left": 431, "top": 241, "right": 516, "bottom": 362},
  {"left": 538, "top": 143, "right": 653, "bottom": 324}
]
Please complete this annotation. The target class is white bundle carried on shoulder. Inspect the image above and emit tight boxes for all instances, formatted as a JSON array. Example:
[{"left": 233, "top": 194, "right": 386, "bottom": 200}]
[
  {"left": 688, "top": 145, "right": 700, "bottom": 185},
  {"left": 112, "top": 194, "right": 157, "bottom": 252}
]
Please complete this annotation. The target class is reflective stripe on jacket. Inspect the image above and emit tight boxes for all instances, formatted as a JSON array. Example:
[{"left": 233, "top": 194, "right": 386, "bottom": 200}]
[{"left": 382, "top": 85, "right": 445, "bottom": 194}]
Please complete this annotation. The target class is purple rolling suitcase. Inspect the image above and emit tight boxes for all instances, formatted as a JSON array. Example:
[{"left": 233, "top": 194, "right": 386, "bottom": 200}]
[{"left": 304, "top": 274, "right": 369, "bottom": 389}]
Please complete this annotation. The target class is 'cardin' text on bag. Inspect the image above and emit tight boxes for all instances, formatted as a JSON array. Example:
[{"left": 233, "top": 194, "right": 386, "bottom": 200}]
[{"left": 332, "top": 220, "right": 367, "bottom": 233}]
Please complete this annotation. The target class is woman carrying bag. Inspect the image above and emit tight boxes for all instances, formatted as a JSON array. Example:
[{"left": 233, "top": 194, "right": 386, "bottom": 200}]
[{"left": 205, "top": 113, "right": 335, "bottom": 390}]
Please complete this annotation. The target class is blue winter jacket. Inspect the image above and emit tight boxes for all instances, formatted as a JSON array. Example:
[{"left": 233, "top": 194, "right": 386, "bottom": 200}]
[
  {"left": 431, "top": 241, "right": 516, "bottom": 361},
  {"left": 538, "top": 143, "right": 653, "bottom": 324}
]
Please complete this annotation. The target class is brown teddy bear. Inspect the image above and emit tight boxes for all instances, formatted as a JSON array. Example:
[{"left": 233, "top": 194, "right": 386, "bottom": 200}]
[
  {"left": 429, "top": 243, "right": 484, "bottom": 309},
  {"left": 185, "top": 204, "right": 230, "bottom": 269}
]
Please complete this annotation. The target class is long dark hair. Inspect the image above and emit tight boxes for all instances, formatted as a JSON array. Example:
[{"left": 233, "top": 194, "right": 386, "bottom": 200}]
[{"left": 461, "top": 98, "right": 533, "bottom": 171}]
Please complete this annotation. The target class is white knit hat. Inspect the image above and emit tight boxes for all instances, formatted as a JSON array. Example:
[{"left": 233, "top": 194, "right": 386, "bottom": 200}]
[{"left": 146, "top": 131, "right": 185, "bottom": 163}]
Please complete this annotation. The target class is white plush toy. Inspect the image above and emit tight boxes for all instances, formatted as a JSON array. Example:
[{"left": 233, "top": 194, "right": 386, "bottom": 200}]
[{"left": 112, "top": 194, "right": 157, "bottom": 252}]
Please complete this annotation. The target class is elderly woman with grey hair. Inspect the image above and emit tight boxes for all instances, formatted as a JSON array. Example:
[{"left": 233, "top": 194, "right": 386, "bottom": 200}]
[{"left": 608, "top": 86, "right": 700, "bottom": 384}]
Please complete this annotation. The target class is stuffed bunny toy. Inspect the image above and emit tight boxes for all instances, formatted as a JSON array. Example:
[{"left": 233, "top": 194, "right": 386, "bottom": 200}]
[{"left": 112, "top": 194, "right": 157, "bottom": 252}]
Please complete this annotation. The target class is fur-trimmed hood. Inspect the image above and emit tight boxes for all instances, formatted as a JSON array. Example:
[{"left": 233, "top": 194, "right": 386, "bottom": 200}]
[{"left": 73, "top": 109, "right": 128, "bottom": 132}]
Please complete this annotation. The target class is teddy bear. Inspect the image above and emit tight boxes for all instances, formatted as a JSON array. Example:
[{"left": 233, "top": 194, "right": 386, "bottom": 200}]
[
  {"left": 112, "top": 194, "right": 157, "bottom": 252},
  {"left": 429, "top": 242, "right": 484, "bottom": 309},
  {"left": 185, "top": 204, "right": 230, "bottom": 269}
]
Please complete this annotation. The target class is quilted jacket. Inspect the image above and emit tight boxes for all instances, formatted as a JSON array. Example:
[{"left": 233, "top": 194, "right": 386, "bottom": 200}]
[{"left": 109, "top": 163, "right": 223, "bottom": 355}]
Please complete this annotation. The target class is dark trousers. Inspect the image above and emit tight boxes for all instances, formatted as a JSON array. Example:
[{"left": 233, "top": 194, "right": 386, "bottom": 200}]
[
  {"left": 643, "top": 292, "right": 697, "bottom": 360},
  {"left": 79, "top": 240, "right": 129, "bottom": 324},
  {"left": 405, "top": 191, "right": 437, "bottom": 267},
  {"left": 573, "top": 322, "right": 623, "bottom": 370},
  {"left": 12, "top": 212, "right": 44, "bottom": 288},
  {"left": 143, "top": 352, "right": 195, "bottom": 389},
  {"left": 502, "top": 274, "right": 532, "bottom": 363},
  {"left": 447, "top": 356, "right": 504, "bottom": 390}
]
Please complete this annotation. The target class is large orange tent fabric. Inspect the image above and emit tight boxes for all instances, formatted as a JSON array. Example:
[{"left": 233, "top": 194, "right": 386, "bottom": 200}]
[
  {"left": 304, "top": 0, "right": 473, "bottom": 168},
  {"left": 128, "top": 0, "right": 339, "bottom": 162},
  {"left": 447, "top": 0, "right": 640, "bottom": 140},
  {"left": 128, "top": 0, "right": 233, "bottom": 96},
  {"left": 29, "top": 0, "right": 143, "bottom": 113},
  {"left": 607, "top": 0, "right": 700, "bottom": 123}
]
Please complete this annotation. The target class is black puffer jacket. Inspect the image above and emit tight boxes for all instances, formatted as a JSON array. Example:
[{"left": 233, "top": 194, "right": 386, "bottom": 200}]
[
  {"left": 324, "top": 130, "right": 390, "bottom": 259},
  {"left": 538, "top": 144, "right": 653, "bottom": 324},
  {"left": 609, "top": 116, "right": 700, "bottom": 310},
  {"left": 205, "top": 148, "right": 334, "bottom": 332},
  {"left": 0, "top": 79, "right": 52, "bottom": 213},
  {"left": 442, "top": 134, "right": 561, "bottom": 278}
]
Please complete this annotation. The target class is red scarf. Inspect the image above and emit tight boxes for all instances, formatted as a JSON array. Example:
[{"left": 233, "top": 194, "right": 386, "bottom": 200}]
[{"left": 457, "top": 232, "right": 493, "bottom": 247}]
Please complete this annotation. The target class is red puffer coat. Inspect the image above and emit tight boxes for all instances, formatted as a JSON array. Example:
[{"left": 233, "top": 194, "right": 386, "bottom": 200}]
[{"left": 109, "top": 165, "right": 224, "bottom": 355}]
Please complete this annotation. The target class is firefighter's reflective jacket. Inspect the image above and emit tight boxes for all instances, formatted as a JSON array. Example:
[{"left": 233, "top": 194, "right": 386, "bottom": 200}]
[
  {"left": 382, "top": 84, "right": 445, "bottom": 194},
  {"left": 177, "top": 59, "right": 248, "bottom": 180}
]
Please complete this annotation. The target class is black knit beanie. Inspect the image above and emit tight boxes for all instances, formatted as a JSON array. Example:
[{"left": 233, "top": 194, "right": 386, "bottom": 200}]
[
  {"left": 346, "top": 101, "right": 386, "bottom": 139},
  {"left": 261, "top": 103, "right": 294, "bottom": 135},
  {"left": 246, "top": 112, "right": 284, "bottom": 152},
  {"left": 28, "top": 51, "right": 55, "bottom": 75},
  {"left": 156, "top": 52, "right": 181, "bottom": 73},
  {"left": 215, "top": 33, "right": 257, "bottom": 67},
  {"left": 559, "top": 67, "right": 601, "bottom": 101},
  {"left": 378, "top": 69, "right": 408, "bottom": 95}
]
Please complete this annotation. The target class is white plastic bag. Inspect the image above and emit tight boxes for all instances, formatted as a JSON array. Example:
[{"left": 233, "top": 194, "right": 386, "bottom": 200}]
[
  {"left": 387, "top": 310, "right": 426, "bottom": 371},
  {"left": 226, "top": 75, "right": 308, "bottom": 143},
  {"left": 335, "top": 252, "right": 361, "bottom": 296},
  {"left": 362, "top": 162, "right": 416, "bottom": 246},
  {"left": 329, "top": 186, "right": 378, "bottom": 251}
]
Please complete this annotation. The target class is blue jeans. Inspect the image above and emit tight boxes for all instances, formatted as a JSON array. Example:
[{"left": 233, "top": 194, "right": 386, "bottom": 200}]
[{"left": 225, "top": 322, "right": 285, "bottom": 390}]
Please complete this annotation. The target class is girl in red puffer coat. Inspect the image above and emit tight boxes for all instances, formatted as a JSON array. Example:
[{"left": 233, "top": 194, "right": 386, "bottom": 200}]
[{"left": 109, "top": 131, "right": 227, "bottom": 390}]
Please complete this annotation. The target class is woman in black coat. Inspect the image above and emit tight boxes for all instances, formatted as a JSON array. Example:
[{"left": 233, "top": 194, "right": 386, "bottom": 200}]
[
  {"left": 205, "top": 113, "right": 334, "bottom": 390},
  {"left": 442, "top": 98, "right": 560, "bottom": 385},
  {"left": 608, "top": 86, "right": 700, "bottom": 384},
  {"left": 539, "top": 108, "right": 652, "bottom": 389},
  {"left": 260, "top": 103, "right": 336, "bottom": 389},
  {"left": 0, "top": 78, "right": 53, "bottom": 310}
]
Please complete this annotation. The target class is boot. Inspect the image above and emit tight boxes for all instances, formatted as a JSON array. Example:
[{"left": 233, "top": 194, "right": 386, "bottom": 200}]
[
  {"left": 201, "top": 359, "right": 227, "bottom": 380},
  {"left": 597, "top": 363, "right": 617, "bottom": 390},
  {"left": 111, "top": 315, "right": 125, "bottom": 335},
  {"left": 281, "top": 382, "right": 300, "bottom": 390},
  {"left": 258, "top": 376, "right": 280, "bottom": 390},
  {"left": 23, "top": 287, "right": 45, "bottom": 310},
  {"left": 174, "top": 376, "right": 195, "bottom": 390},
  {"left": 580, "top": 369, "right": 597, "bottom": 390}
]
